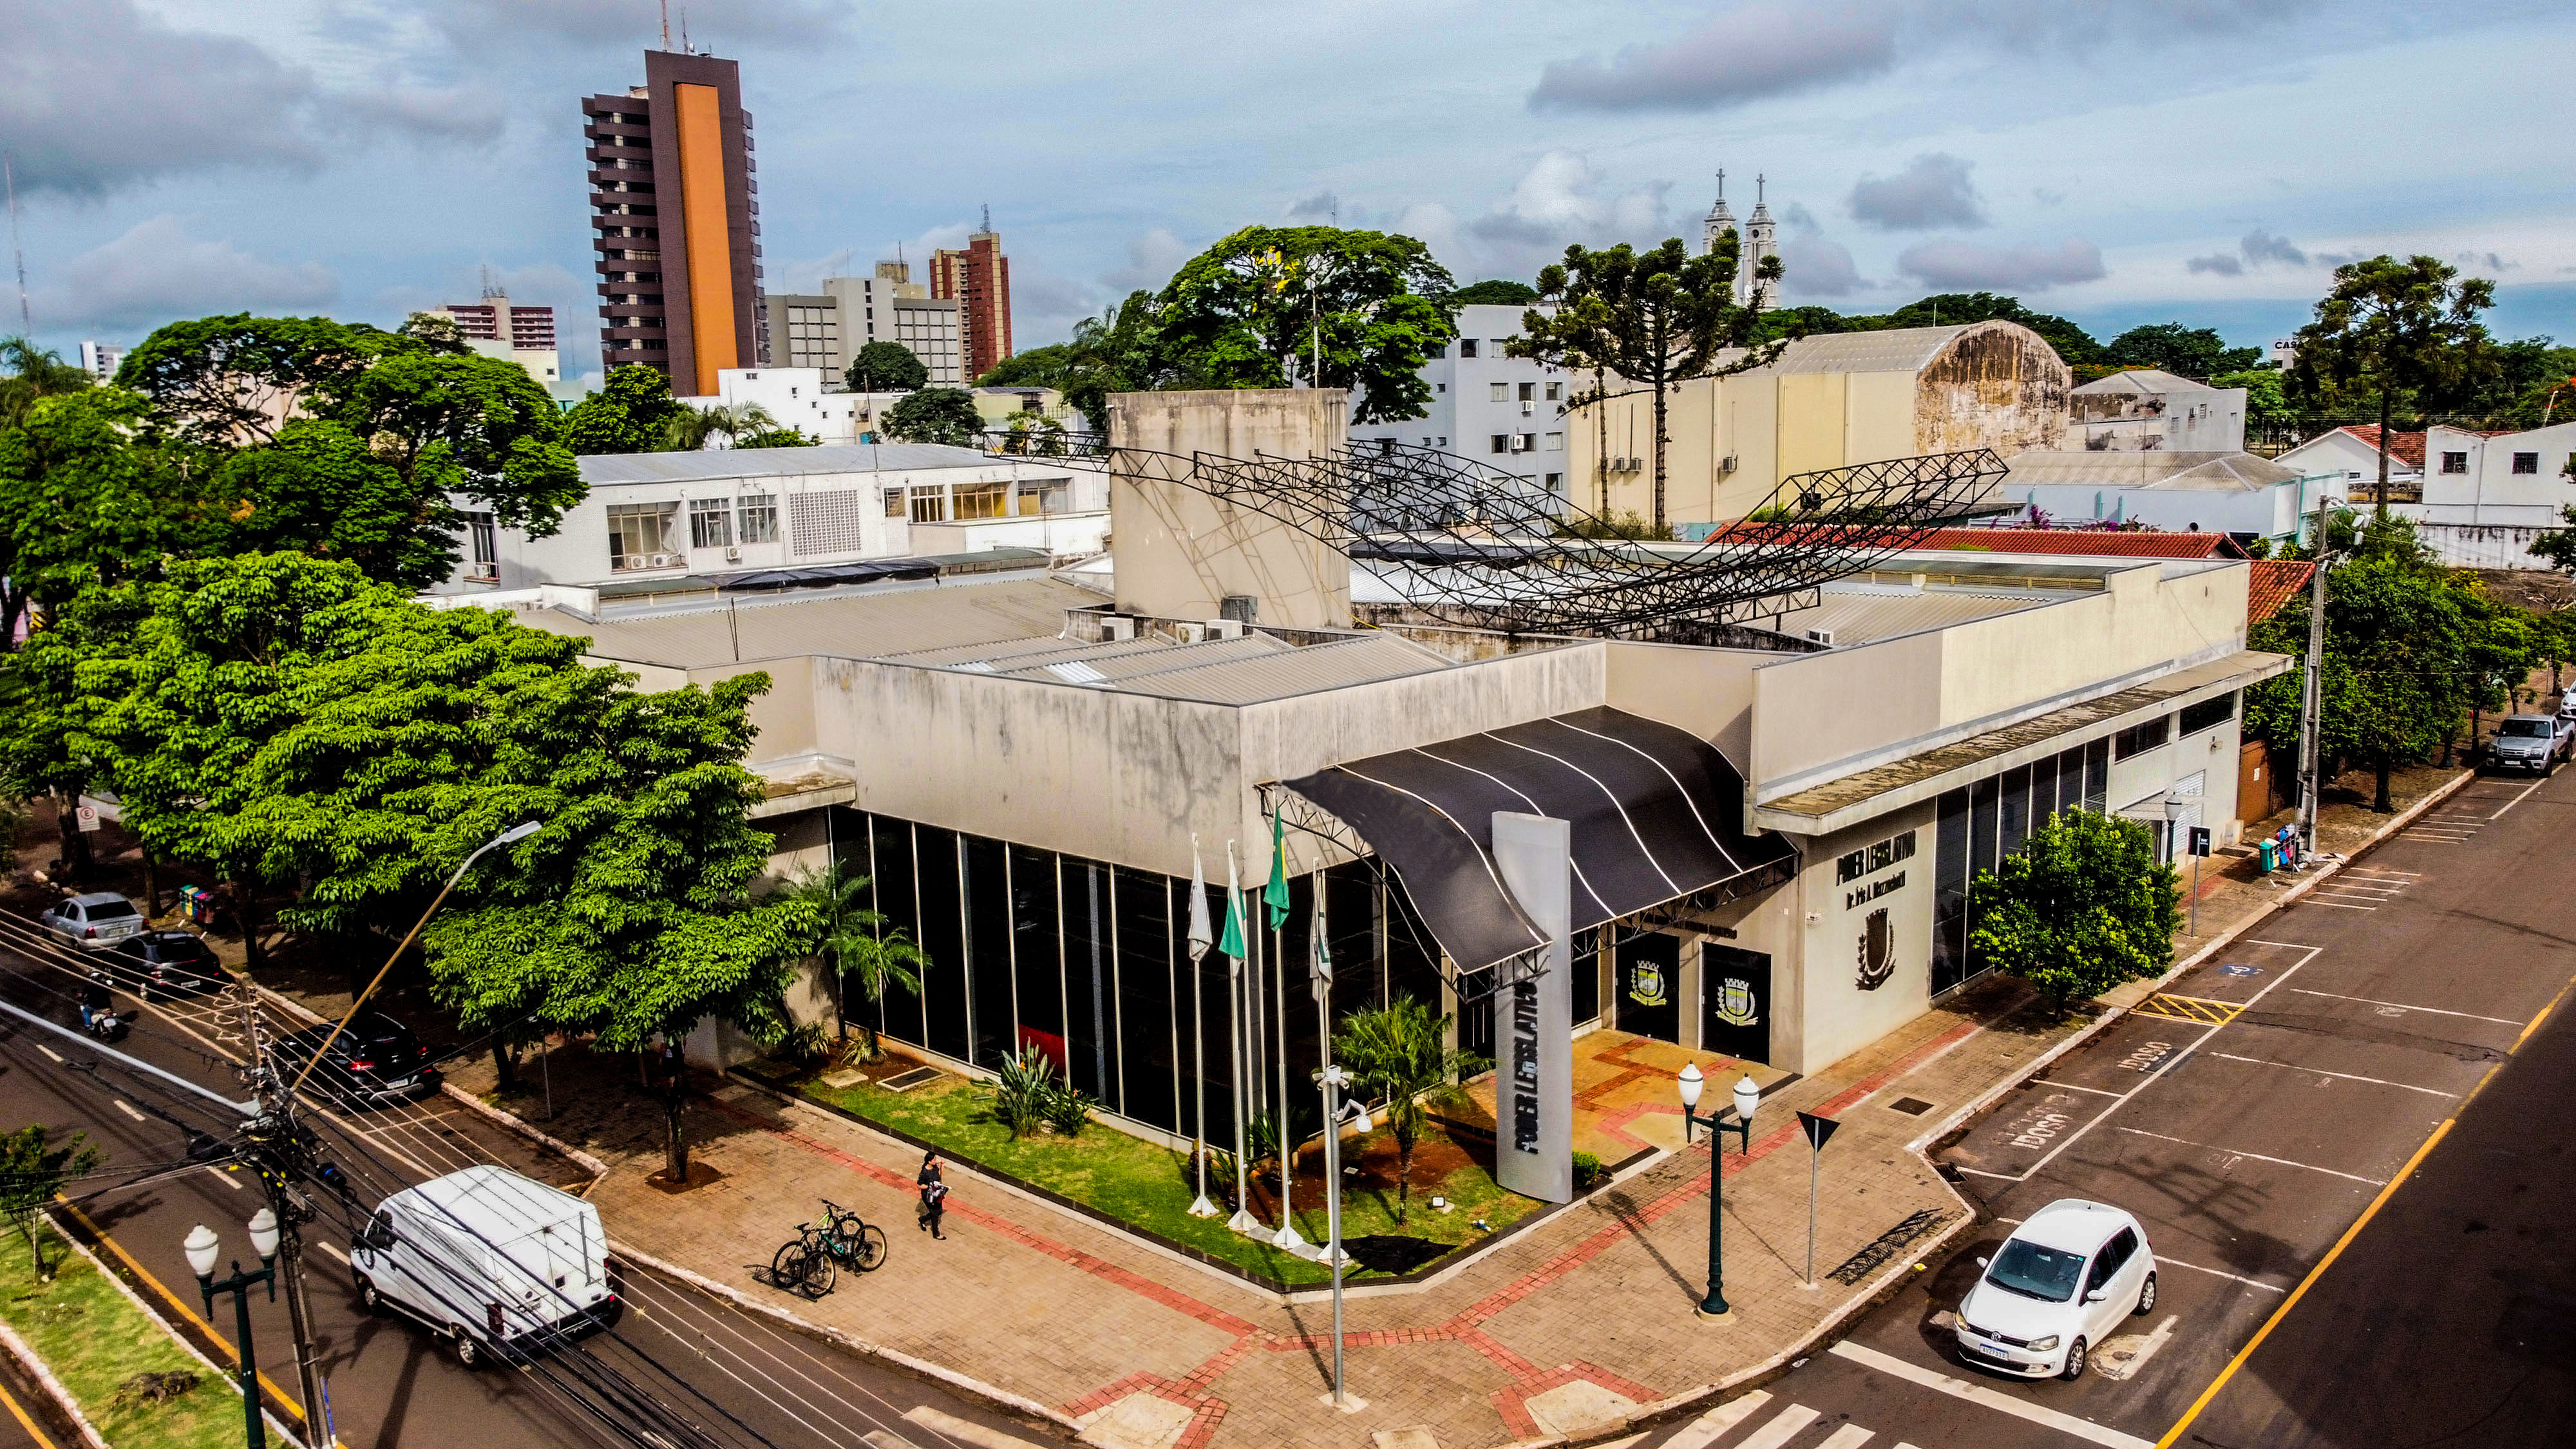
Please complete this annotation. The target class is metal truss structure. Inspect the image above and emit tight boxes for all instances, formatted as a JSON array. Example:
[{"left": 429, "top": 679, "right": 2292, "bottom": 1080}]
[{"left": 989, "top": 427, "right": 2010, "bottom": 638}]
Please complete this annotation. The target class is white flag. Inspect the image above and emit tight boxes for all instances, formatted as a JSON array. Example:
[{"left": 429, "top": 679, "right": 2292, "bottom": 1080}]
[{"left": 1188, "top": 837, "right": 1214, "bottom": 961}]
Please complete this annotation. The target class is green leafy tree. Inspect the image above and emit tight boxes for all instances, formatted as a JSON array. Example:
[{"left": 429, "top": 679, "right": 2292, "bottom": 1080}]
[
  {"left": 883, "top": 387, "right": 984, "bottom": 446},
  {"left": 1754, "top": 304, "right": 1852, "bottom": 343},
  {"left": 1154, "top": 225, "right": 1457, "bottom": 424},
  {"left": 2527, "top": 505, "right": 2576, "bottom": 578},
  {"left": 1331, "top": 996, "right": 1487, "bottom": 1225},
  {"left": 114, "top": 313, "right": 408, "bottom": 447},
  {"left": 846, "top": 340, "right": 929, "bottom": 394},
  {"left": 1, "top": 337, "right": 93, "bottom": 427},
  {"left": 2211, "top": 368, "right": 2295, "bottom": 428},
  {"left": 562, "top": 365, "right": 687, "bottom": 455},
  {"left": 1870, "top": 293, "right": 2101, "bottom": 365},
  {"left": 1510, "top": 236, "right": 1783, "bottom": 531},
  {"left": 780, "top": 860, "right": 925, "bottom": 1059},
  {"left": 1446, "top": 279, "right": 1540, "bottom": 307},
  {"left": 2101, "top": 323, "right": 2261, "bottom": 380},
  {"left": 663, "top": 401, "right": 783, "bottom": 451},
  {"left": 999, "top": 408, "right": 1065, "bottom": 457},
  {"left": 1056, "top": 291, "right": 1168, "bottom": 430},
  {"left": 2289, "top": 256, "right": 2497, "bottom": 518},
  {"left": 972, "top": 343, "right": 1072, "bottom": 391},
  {"left": 0, "top": 388, "right": 205, "bottom": 640},
  {"left": 734, "top": 426, "right": 817, "bottom": 449},
  {"left": 0, "top": 1126, "right": 101, "bottom": 1282},
  {"left": 1968, "top": 810, "right": 2177, "bottom": 1013}
]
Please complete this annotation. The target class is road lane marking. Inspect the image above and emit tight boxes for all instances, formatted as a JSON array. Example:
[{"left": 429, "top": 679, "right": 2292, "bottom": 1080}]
[
  {"left": 113, "top": 1098, "right": 146, "bottom": 1121},
  {"left": 901, "top": 1406, "right": 1044, "bottom": 1449},
  {"left": 1663, "top": 1389, "right": 1772, "bottom": 1449},
  {"left": 204, "top": 1166, "right": 243, "bottom": 1191},
  {"left": 1817, "top": 1426, "right": 1875, "bottom": 1449},
  {"left": 2114, "top": 1127, "right": 2384, "bottom": 1184},
  {"left": 2206, "top": 1052, "right": 2455, "bottom": 1097},
  {"left": 2153, "top": 1255, "right": 2285, "bottom": 1293},
  {"left": 1734, "top": 1403, "right": 1823, "bottom": 1449},
  {"left": 2488, "top": 773, "right": 2551, "bottom": 818},
  {"left": 1828, "top": 1343, "right": 2155, "bottom": 1449},
  {"left": 2154, "top": 1119, "right": 2453, "bottom": 1448},
  {"left": 2336, "top": 867, "right": 2420, "bottom": 876},
  {"left": 2034, "top": 1081, "right": 2126, "bottom": 1098},
  {"left": 2285, "top": 989, "right": 2520, "bottom": 1025},
  {"left": 47, "top": 1195, "right": 310, "bottom": 1427},
  {"left": 2095, "top": 1315, "right": 2179, "bottom": 1381},
  {"left": 0, "top": 1373, "right": 60, "bottom": 1449},
  {"left": 316, "top": 1240, "right": 348, "bottom": 1264},
  {"left": 35, "top": 1044, "right": 61, "bottom": 1063}
]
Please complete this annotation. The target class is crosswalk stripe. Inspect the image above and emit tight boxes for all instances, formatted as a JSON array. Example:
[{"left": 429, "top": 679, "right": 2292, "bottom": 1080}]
[
  {"left": 1663, "top": 1390, "right": 1772, "bottom": 1449},
  {"left": 1827, "top": 1342, "right": 2156, "bottom": 1449},
  {"left": 1816, "top": 1425, "right": 1874, "bottom": 1448},
  {"left": 1734, "top": 1403, "right": 1823, "bottom": 1449}
]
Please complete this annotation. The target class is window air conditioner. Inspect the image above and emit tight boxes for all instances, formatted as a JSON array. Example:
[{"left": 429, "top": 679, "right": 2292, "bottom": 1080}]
[
  {"left": 1520, "top": 401, "right": 1533, "bottom": 415},
  {"left": 1510, "top": 437, "right": 1530, "bottom": 453},
  {"left": 1105, "top": 615, "right": 1137, "bottom": 641},
  {"left": 1807, "top": 629, "right": 1836, "bottom": 645}
]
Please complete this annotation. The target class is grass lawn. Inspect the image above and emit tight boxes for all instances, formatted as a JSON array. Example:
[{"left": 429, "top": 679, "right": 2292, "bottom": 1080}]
[
  {"left": 801, "top": 1074, "right": 1540, "bottom": 1285},
  {"left": 0, "top": 1222, "right": 245, "bottom": 1449}
]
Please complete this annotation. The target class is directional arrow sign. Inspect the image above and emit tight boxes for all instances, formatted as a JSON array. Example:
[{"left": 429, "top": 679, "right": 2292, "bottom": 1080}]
[{"left": 1798, "top": 1111, "right": 1840, "bottom": 1152}]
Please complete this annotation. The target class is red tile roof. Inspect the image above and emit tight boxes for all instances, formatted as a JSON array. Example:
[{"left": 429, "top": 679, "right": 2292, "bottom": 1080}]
[
  {"left": 2247, "top": 560, "right": 2315, "bottom": 623},
  {"left": 1913, "top": 527, "right": 2245, "bottom": 559},
  {"left": 2336, "top": 425, "right": 2426, "bottom": 469}
]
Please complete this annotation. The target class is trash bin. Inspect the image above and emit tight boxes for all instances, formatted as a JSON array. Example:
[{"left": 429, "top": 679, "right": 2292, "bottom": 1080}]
[{"left": 2257, "top": 840, "right": 2279, "bottom": 873}]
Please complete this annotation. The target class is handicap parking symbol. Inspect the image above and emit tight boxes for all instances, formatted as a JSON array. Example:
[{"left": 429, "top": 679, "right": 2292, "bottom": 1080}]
[{"left": 2219, "top": 964, "right": 2262, "bottom": 978}]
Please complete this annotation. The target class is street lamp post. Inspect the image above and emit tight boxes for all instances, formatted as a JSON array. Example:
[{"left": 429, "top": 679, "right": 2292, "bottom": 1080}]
[
  {"left": 185, "top": 1209, "right": 281, "bottom": 1449},
  {"left": 1676, "top": 1064, "right": 1761, "bottom": 1320}
]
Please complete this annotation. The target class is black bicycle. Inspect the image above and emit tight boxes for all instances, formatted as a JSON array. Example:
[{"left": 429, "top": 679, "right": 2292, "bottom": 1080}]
[{"left": 770, "top": 1198, "right": 888, "bottom": 1298}]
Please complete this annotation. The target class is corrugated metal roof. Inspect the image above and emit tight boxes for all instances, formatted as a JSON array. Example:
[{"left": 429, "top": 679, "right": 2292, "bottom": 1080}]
[
  {"left": 995, "top": 634, "right": 1291, "bottom": 685},
  {"left": 576, "top": 442, "right": 1054, "bottom": 486},
  {"left": 1906, "top": 527, "right": 2240, "bottom": 559},
  {"left": 2005, "top": 450, "right": 2306, "bottom": 491},
  {"left": 1761, "top": 324, "right": 1972, "bottom": 375},
  {"left": 2071, "top": 369, "right": 2219, "bottom": 395},
  {"left": 517, "top": 576, "right": 1092, "bottom": 668},
  {"left": 1767, "top": 589, "right": 2047, "bottom": 644},
  {"left": 1111, "top": 633, "right": 1452, "bottom": 705}
]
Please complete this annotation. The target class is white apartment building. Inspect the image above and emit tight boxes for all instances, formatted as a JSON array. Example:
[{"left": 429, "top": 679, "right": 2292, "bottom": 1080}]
[
  {"left": 688, "top": 367, "right": 922, "bottom": 446},
  {"left": 766, "top": 261, "right": 967, "bottom": 388},
  {"left": 79, "top": 341, "right": 122, "bottom": 381},
  {"left": 2408, "top": 421, "right": 2576, "bottom": 567},
  {"left": 435, "top": 442, "right": 1111, "bottom": 593},
  {"left": 1348, "top": 303, "right": 1571, "bottom": 502}
]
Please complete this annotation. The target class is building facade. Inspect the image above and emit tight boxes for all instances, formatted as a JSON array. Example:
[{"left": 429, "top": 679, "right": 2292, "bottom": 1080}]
[
  {"left": 763, "top": 262, "right": 965, "bottom": 388},
  {"left": 583, "top": 48, "right": 768, "bottom": 395},
  {"left": 931, "top": 229, "right": 1012, "bottom": 382},
  {"left": 2069, "top": 370, "right": 2247, "bottom": 453},
  {"left": 78, "top": 341, "right": 122, "bottom": 382},
  {"left": 1347, "top": 303, "right": 1572, "bottom": 503},
  {"left": 432, "top": 292, "right": 562, "bottom": 386}
]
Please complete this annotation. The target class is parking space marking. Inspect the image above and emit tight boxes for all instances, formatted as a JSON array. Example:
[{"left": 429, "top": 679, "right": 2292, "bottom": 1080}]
[
  {"left": 2039, "top": 1080, "right": 2127, "bottom": 1098},
  {"left": 2094, "top": 1315, "right": 2179, "bottom": 1382},
  {"left": 2488, "top": 773, "right": 2552, "bottom": 819},
  {"left": 2112, "top": 1126, "right": 2385, "bottom": 1184},
  {"left": 2152, "top": 1255, "right": 2285, "bottom": 1293},
  {"left": 1826, "top": 1343, "right": 2157, "bottom": 1449},
  {"left": 2206, "top": 1052, "right": 2456, "bottom": 1097},
  {"left": 113, "top": 1098, "right": 146, "bottom": 1121},
  {"left": 2284, "top": 988, "right": 2522, "bottom": 1026},
  {"left": 2134, "top": 994, "right": 2244, "bottom": 1025},
  {"left": 2293, "top": 898, "right": 2378, "bottom": 909}
]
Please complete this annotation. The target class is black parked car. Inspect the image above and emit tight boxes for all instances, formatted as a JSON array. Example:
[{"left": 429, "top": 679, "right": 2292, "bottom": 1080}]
[
  {"left": 96, "top": 931, "right": 227, "bottom": 999},
  {"left": 269, "top": 1012, "right": 439, "bottom": 1108}
]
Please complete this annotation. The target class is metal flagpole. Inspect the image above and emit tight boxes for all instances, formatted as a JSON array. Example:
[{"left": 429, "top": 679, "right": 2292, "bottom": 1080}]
[
  {"left": 1267, "top": 815, "right": 1305, "bottom": 1254},
  {"left": 1224, "top": 844, "right": 1258, "bottom": 1234},
  {"left": 1186, "top": 836, "right": 1218, "bottom": 1217},
  {"left": 1310, "top": 869, "right": 1355, "bottom": 1406}
]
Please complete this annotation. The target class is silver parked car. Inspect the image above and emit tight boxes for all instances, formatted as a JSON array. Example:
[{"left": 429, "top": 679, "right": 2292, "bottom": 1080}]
[
  {"left": 38, "top": 892, "right": 148, "bottom": 949},
  {"left": 2489, "top": 715, "right": 2568, "bottom": 775}
]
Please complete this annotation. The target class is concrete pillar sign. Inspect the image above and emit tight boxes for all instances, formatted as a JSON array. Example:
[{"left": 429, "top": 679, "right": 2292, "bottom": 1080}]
[{"left": 1489, "top": 811, "right": 1573, "bottom": 1204}]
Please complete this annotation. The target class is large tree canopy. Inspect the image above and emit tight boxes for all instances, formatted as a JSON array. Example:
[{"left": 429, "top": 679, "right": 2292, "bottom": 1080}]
[
  {"left": 115, "top": 314, "right": 409, "bottom": 448},
  {"left": 848, "top": 339, "right": 929, "bottom": 394},
  {"left": 2101, "top": 323, "right": 2262, "bottom": 380},
  {"left": 2289, "top": 255, "right": 2496, "bottom": 516},
  {"left": 1154, "top": 225, "right": 1458, "bottom": 424},
  {"left": 883, "top": 387, "right": 984, "bottom": 446},
  {"left": 0, "top": 388, "right": 205, "bottom": 633},
  {"left": 562, "top": 365, "right": 687, "bottom": 455}
]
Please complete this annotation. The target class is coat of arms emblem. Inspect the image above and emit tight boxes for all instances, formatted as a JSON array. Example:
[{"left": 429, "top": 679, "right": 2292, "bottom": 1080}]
[
  {"left": 1709, "top": 976, "right": 1759, "bottom": 1027},
  {"left": 1856, "top": 907, "right": 1896, "bottom": 990},
  {"left": 1627, "top": 960, "right": 1668, "bottom": 1008}
]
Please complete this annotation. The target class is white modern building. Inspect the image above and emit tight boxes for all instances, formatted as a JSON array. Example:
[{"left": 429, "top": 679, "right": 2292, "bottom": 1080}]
[
  {"left": 687, "top": 367, "right": 918, "bottom": 446},
  {"left": 2405, "top": 421, "right": 2576, "bottom": 567},
  {"left": 2069, "top": 370, "right": 2247, "bottom": 453},
  {"left": 2273, "top": 424, "right": 2425, "bottom": 498},
  {"left": 433, "top": 442, "right": 1110, "bottom": 593},
  {"left": 2001, "top": 450, "right": 2345, "bottom": 544},
  {"left": 78, "top": 341, "right": 122, "bottom": 382},
  {"left": 766, "top": 261, "right": 967, "bottom": 388},
  {"left": 1348, "top": 303, "right": 1572, "bottom": 501}
]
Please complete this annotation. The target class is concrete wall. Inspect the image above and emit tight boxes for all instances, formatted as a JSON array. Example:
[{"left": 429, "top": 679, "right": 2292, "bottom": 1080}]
[
  {"left": 1750, "top": 560, "right": 2249, "bottom": 797},
  {"left": 1602, "top": 641, "right": 1765, "bottom": 767},
  {"left": 1783, "top": 798, "right": 1938, "bottom": 1074},
  {"left": 1108, "top": 390, "right": 1353, "bottom": 629},
  {"left": 1913, "top": 321, "right": 2069, "bottom": 457}
]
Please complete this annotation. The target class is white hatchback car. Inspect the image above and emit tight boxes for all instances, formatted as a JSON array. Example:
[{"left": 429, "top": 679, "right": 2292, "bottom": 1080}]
[{"left": 1953, "top": 1198, "right": 2157, "bottom": 1381}]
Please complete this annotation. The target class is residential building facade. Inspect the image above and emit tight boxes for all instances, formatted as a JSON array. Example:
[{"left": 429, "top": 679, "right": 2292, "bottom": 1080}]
[
  {"left": 432, "top": 291, "right": 562, "bottom": 386},
  {"left": 763, "top": 263, "right": 965, "bottom": 387},
  {"left": 2069, "top": 369, "right": 2247, "bottom": 453},
  {"left": 78, "top": 341, "right": 122, "bottom": 382},
  {"left": 1347, "top": 303, "right": 1573, "bottom": 504},
  {"left": 931, "top": 229, "right": 1012, "bottom": 382},
  {"left": 583, "top": 48, "right": 768, "bottom": 395}
]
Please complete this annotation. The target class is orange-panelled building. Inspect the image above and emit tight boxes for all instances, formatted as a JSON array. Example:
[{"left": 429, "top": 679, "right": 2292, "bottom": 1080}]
[{"left": 582, "top": 49, "right": 769, "bottom": 395}]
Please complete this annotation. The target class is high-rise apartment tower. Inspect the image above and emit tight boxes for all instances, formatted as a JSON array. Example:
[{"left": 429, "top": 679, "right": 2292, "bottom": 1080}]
[
  {"left": 930, "top": 224, "right": 1012, "bottom": 383},
  {"left": 582, "top": 48, "right": 768, "bottom": 395}
]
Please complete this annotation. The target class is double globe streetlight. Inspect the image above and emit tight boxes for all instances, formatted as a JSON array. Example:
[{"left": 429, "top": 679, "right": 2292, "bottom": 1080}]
[
  {"left": 1676, "top": 1063, "right": 1761, "bottom": 1320},
  {"left": 184, "top": 1209, "right": 281, "bottom": 1449}
]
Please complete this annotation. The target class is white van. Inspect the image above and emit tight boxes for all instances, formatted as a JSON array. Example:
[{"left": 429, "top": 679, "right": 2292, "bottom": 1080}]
[{"left": 350, "top": 1165, "right": 616, "bottom": 1367}]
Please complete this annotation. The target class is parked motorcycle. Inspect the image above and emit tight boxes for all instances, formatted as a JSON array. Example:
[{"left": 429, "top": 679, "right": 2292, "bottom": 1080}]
[{"left": 80, "top": 1004, "right": 136, "bottom": 1043}]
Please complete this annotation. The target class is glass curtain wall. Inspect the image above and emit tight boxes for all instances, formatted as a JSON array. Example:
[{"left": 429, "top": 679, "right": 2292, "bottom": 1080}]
[
  {"left": 1927, "top": 735, "right": 2116, "bottom": 997},
  {"left": 828, "top": 808, "right": 1450, "bottom": 1146}
]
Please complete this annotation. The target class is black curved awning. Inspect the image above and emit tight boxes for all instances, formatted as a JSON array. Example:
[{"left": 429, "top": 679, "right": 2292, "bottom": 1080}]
[{"left": 1282, "top": 706, "right": 1797, "bottom": 972}]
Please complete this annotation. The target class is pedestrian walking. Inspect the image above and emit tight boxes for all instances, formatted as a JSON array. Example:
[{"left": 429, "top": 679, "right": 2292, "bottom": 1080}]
[{"left": 916, "top": 1151, "right": 949, "bottom": 1240}]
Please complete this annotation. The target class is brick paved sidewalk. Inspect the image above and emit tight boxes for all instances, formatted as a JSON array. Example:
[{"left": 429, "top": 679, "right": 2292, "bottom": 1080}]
[{"left": 426, "top": 765, "right": 2470, "bottom": 1449}]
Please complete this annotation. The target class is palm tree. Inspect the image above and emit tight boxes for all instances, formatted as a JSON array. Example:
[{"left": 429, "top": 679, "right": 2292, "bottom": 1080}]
[
  {"left": 1332, "top": 996, "right": 1488, "bottom": 1224},
  {"left": 1, "top": 338, "right": 94, "bottom": 427},
  {"left": 782, "top": 862, "right": 927, "bottom": 1060},
  {"left": 661, "top": 401, "right": 783, "bottom": 451}
]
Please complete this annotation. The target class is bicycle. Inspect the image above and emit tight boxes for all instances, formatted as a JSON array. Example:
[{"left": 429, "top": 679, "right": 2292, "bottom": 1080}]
[{"left": 770, "top": 1198, "right": 888, "bottom": 1299}]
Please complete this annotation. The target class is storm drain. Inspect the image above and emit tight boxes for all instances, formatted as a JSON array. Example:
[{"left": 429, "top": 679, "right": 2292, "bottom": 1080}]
[{"left": 1886, "top": 1096, "right": 1937, "bottom": 1116}]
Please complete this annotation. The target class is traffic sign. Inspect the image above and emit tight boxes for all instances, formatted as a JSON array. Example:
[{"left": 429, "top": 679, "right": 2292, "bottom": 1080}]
[
  {"left": 2188, "top": 826, "right": 2212, "bottom": 857},
  {"left": 1798, "top": 1111, "right": 1839, "bottom": 1152}
]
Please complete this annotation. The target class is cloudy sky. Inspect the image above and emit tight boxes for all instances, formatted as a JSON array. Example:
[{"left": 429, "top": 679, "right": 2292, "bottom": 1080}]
[{"left": 5, "top": 0, "right": 2568, "bottom": 384}]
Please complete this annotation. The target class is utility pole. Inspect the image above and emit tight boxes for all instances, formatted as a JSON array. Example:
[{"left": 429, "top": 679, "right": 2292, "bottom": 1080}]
[
  {"left": 2297, "top": 500, "right": 2331, "bottom": 860},
  {"left": 240, "top": 994, "right": 326, "bottom": 1435}
]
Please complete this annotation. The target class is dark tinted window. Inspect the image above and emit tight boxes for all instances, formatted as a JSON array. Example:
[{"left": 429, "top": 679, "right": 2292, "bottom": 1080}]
[
  {"left": 2178, "top": 692, "right": 2237, "bottom": 737},
  {"left": 2499, "top": 718, "right": 2552, "bottom": 738},
  {"left": 87, "top": 900, "right": 138, "bottom": 920}
]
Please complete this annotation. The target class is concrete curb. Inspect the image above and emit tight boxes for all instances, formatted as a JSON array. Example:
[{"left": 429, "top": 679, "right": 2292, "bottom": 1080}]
[
  {"left": 603, "top": 1240, "right": 1081, "bottom": 1435},
  {"left": 0, "top": 1313, "right": 109, "bottom": 1449},
  {"left": 1593, "top": 770, "right": 2477, "bottom": 1444}
]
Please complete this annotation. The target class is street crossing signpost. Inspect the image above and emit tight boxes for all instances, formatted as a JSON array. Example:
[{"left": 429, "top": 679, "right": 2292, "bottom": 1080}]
[{"left": 1796, "top": 1111, "right": 1840, "bottom": 1288}]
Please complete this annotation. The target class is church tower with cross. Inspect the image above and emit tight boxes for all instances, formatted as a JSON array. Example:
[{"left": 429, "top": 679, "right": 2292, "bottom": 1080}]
[
  {"left": 1703, "top": 169, "right": 1739, "bottom": 271},
  {"left": 1744, "top": 173, "right": 1780, "bottom": 312}
]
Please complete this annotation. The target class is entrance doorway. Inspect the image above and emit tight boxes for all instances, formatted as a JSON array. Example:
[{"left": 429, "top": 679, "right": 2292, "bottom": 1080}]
[
  {"left": 1614, "top": 933, "right": 1681, "bottom": 1043},
  {"left": 1701, "top": 943, "right": 1772, "bottom": 1065}
]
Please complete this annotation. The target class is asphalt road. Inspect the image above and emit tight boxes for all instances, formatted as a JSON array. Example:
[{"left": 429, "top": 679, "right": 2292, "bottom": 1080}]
[
  {"left": 1637, "top": 767, "right": 2576, "bottom": 1449},
  {"left": 0, "top": 913, "right": 1061, "bottom": 1449}
]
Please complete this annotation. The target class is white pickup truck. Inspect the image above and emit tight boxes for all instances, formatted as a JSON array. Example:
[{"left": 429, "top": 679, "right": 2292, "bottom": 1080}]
[{"left": 351, "top": 1165, "right": 618, "bottom": 1367}]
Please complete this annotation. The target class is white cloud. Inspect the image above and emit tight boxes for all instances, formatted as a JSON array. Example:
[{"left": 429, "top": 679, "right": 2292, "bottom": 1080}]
[
  {"left": 30, "top": 215, "right": 337, "bottom": 334},
  {"left": 1848, "top": 153, "right": 1985, "bottom": 231},
  {"left": 1898, "top": 236, "right": 2105, "bottom": 290},
  {"left": 1102, "top": 228, "right": 1191, "bottom": 296}
]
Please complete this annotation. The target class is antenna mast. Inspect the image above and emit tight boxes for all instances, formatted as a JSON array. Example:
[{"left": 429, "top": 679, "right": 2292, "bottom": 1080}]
[
  {"left": 4, "top": 151, "right": 28, "bottom": 336},
  {"left": 659, "top": 0, "right": 670, "bottom": 49}
]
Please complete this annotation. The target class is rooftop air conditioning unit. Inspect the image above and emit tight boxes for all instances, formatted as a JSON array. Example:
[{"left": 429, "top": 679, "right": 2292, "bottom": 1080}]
[
  {"left": 1174, "top": 621, "right": 1208, "bottom": 644},
  {"left": 1806, "top": 629, "right": 1836, "bottom": 646},
  {"left": 650, "top": 553, "right": 675, "bottom": 568},
  {"left": 1104, "top": 614, "right": 1137, "bottom": 641},
  {"left": 1206, "top": 618, "right": 1244, "bottom": 640},
  {"left": 723, "top": 545, "right": 741, "bottom": 562}
]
